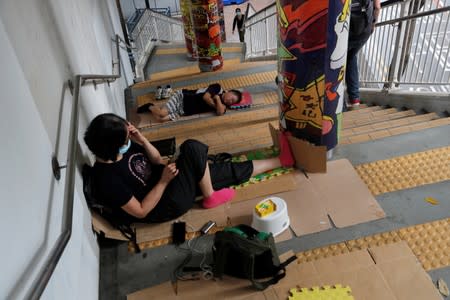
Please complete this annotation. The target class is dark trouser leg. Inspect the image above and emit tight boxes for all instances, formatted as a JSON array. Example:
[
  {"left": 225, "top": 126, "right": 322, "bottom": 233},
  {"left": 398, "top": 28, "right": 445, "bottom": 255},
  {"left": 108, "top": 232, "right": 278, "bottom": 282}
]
[
  {"left": 146, "top": 139, "right": 208, "bottom": 222},
  {"left": 209, "top": 161, "right": 253, "bottom": 190},
  {"left": 346, "top": 35, "right": 371, "bottom": 101},
  {"left": 239, "top": 30, "right": 245, "bottom": 43}
]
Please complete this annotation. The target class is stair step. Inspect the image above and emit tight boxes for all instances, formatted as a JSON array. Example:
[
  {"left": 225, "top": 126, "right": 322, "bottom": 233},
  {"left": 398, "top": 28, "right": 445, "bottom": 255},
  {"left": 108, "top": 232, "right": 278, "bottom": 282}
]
[
  {"left": 142, "top": 105, "right": 278, "bottom": 143},
  {"left": 340, "top": 114, "right": 448, "bottom": 145},
  {"left": 133, "top": 60, "right": 276, "bottom": 90},
  {"left": 343, "top": 109, "right": 416, "bottom": 129},
  {"left": 342, "top": 106, "right": 384, "bottom": 120},
  {"left": 342, "top": 112, "right": 439, "bottom": 138},
  {"left": 148, "top": 57, "right": 242, "bottom": 82}
]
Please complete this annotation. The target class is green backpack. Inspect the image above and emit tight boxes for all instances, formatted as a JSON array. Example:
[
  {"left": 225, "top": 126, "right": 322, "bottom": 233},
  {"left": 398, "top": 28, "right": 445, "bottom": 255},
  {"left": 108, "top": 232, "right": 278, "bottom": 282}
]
[{"left": 212, "top": 224, "right": 297, "bottom": 290}]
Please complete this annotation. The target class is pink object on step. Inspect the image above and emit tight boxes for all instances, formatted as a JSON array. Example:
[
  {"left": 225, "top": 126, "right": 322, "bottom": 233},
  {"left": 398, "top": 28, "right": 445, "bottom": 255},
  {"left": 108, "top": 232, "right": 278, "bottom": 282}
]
[
  {"left": 229, "top": 91, "right": 252, "bottom": 110},
  {"left": 278, "top": 131, "right": 295, "bottom": 167},
  {"left": 203, "top": 188, "right": 236, "bottom": 209}
]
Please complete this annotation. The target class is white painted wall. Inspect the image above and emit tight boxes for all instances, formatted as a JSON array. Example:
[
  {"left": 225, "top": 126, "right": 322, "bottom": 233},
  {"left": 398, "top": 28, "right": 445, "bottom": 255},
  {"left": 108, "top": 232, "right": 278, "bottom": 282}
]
[
  {"left": 0, "top": 0, "right": 133, "bottom": 298},
  {"left": 120, "top": 0, "right": 181, "bottom": 20}
]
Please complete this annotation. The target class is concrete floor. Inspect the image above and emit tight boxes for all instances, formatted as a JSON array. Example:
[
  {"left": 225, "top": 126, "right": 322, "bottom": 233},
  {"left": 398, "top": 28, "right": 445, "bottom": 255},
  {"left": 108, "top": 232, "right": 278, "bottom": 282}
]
[
  {"left": 107, "top": 47, "right": 450, "bottom": 298},
  {"left": 101, "top": 5, "right": 449, "bottom": 299},
  {"left": 99, "top": 123, "right": 450, "bottom": 299}
]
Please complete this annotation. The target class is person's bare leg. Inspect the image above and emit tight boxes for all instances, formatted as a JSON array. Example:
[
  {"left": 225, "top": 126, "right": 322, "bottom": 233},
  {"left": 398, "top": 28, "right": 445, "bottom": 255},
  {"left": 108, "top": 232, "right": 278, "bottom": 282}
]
[
  {"left": 149, "top": 106, "right": 171, "bottom": 122},
  {"left": 251, "top": 157, "right": 282, "bottom": 177},
  {"left": 200, "top": 163, "right": 235, "bottom": 209},
  {"left": 198, "top": 163, "right": 214, "bottom": 198}
]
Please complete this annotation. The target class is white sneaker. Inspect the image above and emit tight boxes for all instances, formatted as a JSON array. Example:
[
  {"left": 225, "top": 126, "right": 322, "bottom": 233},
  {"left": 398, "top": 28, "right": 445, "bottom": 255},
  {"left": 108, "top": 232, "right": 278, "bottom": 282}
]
[
  {"left": 155, "top": 86, "right": 163, "bottom": 100},
  {"left": 162, "top": 85, "right": 172, "bottom": 98}
]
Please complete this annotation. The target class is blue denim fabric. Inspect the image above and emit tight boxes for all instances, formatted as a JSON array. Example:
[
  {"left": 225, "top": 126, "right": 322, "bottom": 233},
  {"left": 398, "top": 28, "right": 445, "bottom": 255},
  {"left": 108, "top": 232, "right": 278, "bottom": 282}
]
[{"left": 346, "top": 34, "right": 371, "bottom": 101}]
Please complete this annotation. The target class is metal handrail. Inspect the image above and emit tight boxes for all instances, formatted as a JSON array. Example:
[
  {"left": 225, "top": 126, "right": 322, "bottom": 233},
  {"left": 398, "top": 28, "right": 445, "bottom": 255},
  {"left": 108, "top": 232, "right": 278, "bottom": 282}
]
[
  {"left": 26, "top": 34, "right": 123, "bottom": 300},
  {"left": 246, "top": 11, "right": 276, "bottom": 27},
  {"left": 358, "top": 0, "right": 450, "bottom": 91},
  {"left": 245, "top": 2, "right": 275, "bottom": 22},
  {"left": 376, "top": 5, "right": 450, "bottom": 26}
]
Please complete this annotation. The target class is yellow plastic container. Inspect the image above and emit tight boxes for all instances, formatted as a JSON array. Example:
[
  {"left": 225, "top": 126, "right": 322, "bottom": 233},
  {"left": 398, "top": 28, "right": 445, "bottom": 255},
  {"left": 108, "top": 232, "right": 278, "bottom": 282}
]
[{"left": 255, "top": 198, "right": 277, "bottom": 217}]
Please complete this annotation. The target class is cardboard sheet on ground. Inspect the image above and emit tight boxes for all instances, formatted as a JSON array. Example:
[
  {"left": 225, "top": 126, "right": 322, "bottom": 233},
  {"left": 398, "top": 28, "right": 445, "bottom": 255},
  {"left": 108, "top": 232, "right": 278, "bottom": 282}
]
[
  {"left": 92, "top": 158, "right": 383, "bottom": 243},
  {"left": 128, "top": 242, "right": 441, "bottom": 300},
  {"left": 269, "top": 124, "right": 327, "bottom": 173},
  {"left": 228, "top": 158, "right": 385, "bottom": 237}
]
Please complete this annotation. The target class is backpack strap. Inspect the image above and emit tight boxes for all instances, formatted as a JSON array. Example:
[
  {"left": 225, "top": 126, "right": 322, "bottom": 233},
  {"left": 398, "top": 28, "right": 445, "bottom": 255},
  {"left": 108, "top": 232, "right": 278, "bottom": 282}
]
[
  {"left": 248, "top": 254, "right": 297, "bottom": 290},
  {"left": 82, "top": 164, "right": 141, "bottom": 253},
  {"left": 117, "top": 225, "right": 140, "bottom": 253},
  {"left": 213, "top": 237, "right": 232, "bottom": 278}
]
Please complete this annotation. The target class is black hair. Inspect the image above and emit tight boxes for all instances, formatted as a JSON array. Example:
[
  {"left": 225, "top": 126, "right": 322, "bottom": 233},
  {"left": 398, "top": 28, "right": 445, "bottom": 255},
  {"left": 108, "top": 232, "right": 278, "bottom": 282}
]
[
  {"left": 84, "top": 113, "right": 128, "bottom": 161},
  {"left": 235, "top": 8, "right": 241, "bottom": 12},
  {"left": 229, "top": 89, "right": 242, "bottom": 103}
]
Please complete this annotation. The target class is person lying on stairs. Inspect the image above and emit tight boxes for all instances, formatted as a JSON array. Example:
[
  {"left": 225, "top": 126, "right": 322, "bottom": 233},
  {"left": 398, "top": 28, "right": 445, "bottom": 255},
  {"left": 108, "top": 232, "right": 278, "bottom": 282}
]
[
  {"left": 137, "top": 83, "right": 242, "bottom": 122},
  {"left": 84, "top": 113, "right": 295, "bottom": 223}
]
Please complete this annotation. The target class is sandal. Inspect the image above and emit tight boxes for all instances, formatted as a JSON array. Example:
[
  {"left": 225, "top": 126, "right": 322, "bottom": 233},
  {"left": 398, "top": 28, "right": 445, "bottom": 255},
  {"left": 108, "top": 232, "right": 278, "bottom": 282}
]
[
  {"left": 207, "top": 152, "right": 232, "bottom": 164},
  {"left": 137, "top": 102, "right": 154, "bottom": 114}
]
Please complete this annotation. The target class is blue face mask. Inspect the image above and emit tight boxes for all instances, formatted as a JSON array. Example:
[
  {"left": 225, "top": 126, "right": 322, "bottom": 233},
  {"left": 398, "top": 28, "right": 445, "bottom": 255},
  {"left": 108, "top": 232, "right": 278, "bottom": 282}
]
[{"left": 118, "top": 139, "right": 131, "bottom": 155}]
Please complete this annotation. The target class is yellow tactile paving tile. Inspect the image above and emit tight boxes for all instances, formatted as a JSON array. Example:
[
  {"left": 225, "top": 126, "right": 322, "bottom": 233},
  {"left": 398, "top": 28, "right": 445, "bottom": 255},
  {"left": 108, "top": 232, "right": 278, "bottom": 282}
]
[
  {"left": 356, "top": 146, "right": 450, "bottom": 195},
  {"left": 177, "top": 70, "right": 278, "bottom": 91},
  {"left": 346, "top": 231, "right": 403, "bottom": 251},
  {"left": 295, "top": 218, "right": 450, "bottom": 271},
  {"left": 296, "top": 243, "right": 350, "bottom": 264},
  {"left": 155, "top": 46, "right": 242, "bottom": 55},
  {"left": 397, "top": 219, "right": 450, "bottom": 271},
  {"left": 148, "top": 57, "right": 243, "bottom": 81}
]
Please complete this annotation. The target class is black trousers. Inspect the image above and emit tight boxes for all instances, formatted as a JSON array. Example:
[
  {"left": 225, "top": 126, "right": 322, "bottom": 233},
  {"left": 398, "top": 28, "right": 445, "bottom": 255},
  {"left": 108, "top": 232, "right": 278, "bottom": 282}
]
[{"left": 146, "top": 140, "right": 253, "bottom": 222}]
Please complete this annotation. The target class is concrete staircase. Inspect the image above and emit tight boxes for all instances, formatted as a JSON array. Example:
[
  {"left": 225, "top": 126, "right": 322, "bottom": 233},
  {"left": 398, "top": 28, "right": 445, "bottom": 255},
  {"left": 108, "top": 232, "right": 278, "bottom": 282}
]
[{"left": 127, "top": 44, "right": 450, "bottom": 155}]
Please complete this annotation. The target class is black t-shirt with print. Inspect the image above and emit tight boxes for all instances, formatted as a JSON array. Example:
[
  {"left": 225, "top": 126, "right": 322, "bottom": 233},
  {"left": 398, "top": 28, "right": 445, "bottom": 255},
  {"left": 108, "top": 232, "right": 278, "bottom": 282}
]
[
  {"left": 182, "top": 83, "right": 223, "bottom": 116},
  {"left": 91, "top": 142, "right": 164, "bottom": 223}
]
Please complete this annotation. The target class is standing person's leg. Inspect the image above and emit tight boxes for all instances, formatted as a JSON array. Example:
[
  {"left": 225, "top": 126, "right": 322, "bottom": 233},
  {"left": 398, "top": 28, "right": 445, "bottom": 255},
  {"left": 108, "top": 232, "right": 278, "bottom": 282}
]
[
  {"left": 239, "top": 29, "right": 245, "bottom": 43},
  {"left": 346, "top": 36, "right": 371, "bottom": 106},
  {"left": 345, "top": 45, "right": 361, "bottom": 106}
]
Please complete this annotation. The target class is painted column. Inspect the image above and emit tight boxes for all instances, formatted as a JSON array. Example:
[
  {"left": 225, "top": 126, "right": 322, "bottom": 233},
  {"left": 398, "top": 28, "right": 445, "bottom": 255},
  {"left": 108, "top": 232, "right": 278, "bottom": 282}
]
[
  {"left": 217, "top": 0, "right": 226, "bottom": 42},
  {"left": 277, "top": 0, "right": 349, "bottom": 151},
  {"left": 181, "top": 0, "right": 198, "bottom": 60},
  {"left": 191, "top": 0, "right": 224, "bottom": 72}
]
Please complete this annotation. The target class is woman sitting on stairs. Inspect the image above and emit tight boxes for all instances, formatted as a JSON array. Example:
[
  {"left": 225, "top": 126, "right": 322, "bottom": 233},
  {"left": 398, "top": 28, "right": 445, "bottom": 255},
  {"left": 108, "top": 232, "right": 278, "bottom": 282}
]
[
  {"left": 137, "top": 83, "right": 242, "bottom": 122},
  {"left": 84, "top": 113, "right": 294, "bottom": 223}
]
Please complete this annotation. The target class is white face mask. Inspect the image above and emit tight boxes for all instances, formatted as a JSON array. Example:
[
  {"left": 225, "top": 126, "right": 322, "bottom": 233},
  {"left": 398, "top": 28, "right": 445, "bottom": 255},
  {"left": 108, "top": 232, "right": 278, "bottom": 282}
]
[
  {"left": 236, "top": 12, "right": 242, "bottom": 16},
  {"left": 118, "top": 139, "right": 131, "bottom": 155}
]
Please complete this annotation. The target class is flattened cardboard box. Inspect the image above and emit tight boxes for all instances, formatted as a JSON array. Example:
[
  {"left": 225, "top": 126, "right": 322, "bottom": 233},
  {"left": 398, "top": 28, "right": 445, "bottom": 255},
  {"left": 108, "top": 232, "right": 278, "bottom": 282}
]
[
  {"left": 269, "top": 123, "right": 327, "bottom": 173},
  {"left": 128, "top": 242, "right": 442, "bottom": 300},
  {"left": 228, "top": 158, "right": 385, "bottom": 237},
  {"left": 92, "top": 124, "right": 383, "bottom": 243}
]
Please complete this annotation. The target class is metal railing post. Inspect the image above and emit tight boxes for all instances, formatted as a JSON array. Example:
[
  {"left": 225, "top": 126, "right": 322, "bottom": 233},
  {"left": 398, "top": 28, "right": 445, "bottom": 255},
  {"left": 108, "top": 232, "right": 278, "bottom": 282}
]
[{"left": 384, "top": 1, "right": 409, "bottom": 90}]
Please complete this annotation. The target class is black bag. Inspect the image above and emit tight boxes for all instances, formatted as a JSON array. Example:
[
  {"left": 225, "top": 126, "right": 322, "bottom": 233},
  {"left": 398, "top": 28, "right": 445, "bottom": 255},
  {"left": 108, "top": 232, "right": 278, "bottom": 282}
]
[
  {"left": 212, "top": 224, "right": 296, "bottom": 290},
  {"left": 350, "top": 0, "right": 374, "bottom": 37},
  {"left": 82, "top": 164, "right": 140, "bottom": 252}
]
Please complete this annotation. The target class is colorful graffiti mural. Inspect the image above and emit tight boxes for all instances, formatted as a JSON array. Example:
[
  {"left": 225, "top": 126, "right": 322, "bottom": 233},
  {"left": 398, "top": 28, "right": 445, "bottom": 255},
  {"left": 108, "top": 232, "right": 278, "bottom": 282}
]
[
  {"left": 217, "top": 0, "right": 227, "bottom": 42},
  {"left": 191, "top": 0, "right": 224, "bottom": 72},
  {"left": 277, "top": 0, "right": 349, "bottom": 150},
  {"left": 181, "top": 0, "right": 198, "bottom": 60}
]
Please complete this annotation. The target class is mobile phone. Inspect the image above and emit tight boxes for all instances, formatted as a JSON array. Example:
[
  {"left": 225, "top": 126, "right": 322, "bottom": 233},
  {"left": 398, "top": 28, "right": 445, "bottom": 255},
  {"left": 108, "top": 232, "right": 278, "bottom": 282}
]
[
  {"left": 200, "top": 220, "right": 216, "bottom": 235},
  {"left": 172, "top": 221, "right": 186, "bottom": 245}
]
